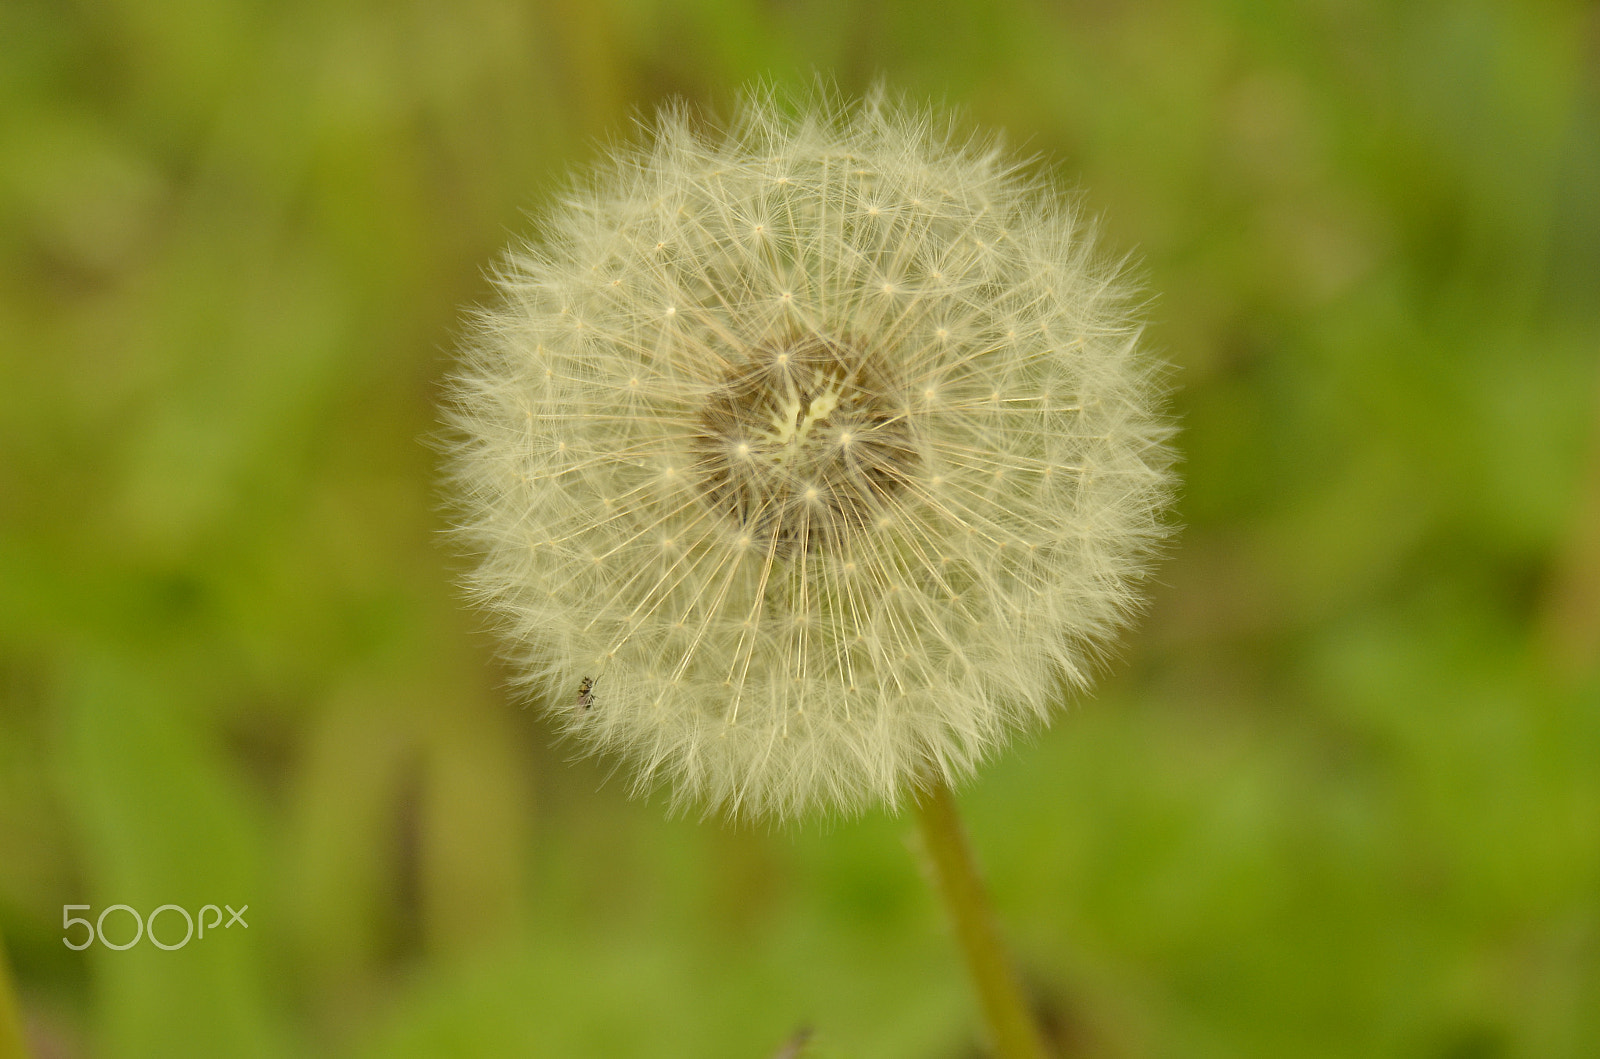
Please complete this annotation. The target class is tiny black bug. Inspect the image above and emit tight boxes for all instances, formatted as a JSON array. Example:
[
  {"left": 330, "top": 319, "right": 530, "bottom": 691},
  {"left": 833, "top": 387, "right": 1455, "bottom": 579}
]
[{"left": 575, "top": 676, "right": 595, "bottom": 711}]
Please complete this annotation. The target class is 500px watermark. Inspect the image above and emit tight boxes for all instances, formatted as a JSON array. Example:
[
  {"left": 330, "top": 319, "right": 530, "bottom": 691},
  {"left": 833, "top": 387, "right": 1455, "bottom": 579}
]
[{"left": 62, "top": 904, "right": 248, "bottom": 951}]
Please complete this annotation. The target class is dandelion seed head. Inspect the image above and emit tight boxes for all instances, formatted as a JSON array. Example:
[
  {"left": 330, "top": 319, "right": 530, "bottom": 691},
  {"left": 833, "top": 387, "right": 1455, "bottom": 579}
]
[{"left": 445, "top": 87, "right": 1176, "bottom": 820}]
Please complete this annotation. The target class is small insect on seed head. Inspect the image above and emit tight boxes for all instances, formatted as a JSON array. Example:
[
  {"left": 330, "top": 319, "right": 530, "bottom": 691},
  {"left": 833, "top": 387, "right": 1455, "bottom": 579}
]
[{"left": 575, "top": 676, "right": 595, "bottom": 712}]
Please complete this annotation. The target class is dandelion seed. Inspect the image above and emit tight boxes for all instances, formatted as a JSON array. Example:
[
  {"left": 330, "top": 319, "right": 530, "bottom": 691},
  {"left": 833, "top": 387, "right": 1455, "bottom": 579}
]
[{"left": 444, "top": 86, "right": 1176, "bottom": 820}]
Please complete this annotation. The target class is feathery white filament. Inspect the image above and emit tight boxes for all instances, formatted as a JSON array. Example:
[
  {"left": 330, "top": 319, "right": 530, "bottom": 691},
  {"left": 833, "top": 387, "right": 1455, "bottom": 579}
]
[{"left": 445, "top": 89, "right": 1175, "bottom": 820}]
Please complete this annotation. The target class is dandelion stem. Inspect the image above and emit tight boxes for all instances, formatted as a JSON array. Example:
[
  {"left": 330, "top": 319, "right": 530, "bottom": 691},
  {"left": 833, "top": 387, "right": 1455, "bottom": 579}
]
[{"left": 913, "top": 777, "right": 1051, "bottom": 1059}]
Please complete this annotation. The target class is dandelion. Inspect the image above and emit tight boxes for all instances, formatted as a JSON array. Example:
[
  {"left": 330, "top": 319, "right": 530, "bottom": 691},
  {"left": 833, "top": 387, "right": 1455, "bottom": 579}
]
[{"left": 444, "top": 87, "right": 1174, "bottom": 822}]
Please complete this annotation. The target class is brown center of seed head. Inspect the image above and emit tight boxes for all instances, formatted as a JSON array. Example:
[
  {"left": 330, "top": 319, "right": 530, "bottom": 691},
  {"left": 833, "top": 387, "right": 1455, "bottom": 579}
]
[{"left": 692, "top": 332, "right": 918, "bottom": 554}]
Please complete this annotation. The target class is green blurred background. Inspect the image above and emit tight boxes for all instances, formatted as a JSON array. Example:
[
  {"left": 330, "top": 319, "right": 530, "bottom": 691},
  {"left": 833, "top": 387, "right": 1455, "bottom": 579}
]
[{"left": 2, "top": 0, "right": 1597, "bottom": 1056}]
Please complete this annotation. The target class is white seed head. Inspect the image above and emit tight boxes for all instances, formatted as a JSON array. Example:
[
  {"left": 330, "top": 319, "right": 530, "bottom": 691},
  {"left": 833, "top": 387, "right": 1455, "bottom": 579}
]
[{"left": 444, "top": 87, "right": 1176, "bottom": 820}]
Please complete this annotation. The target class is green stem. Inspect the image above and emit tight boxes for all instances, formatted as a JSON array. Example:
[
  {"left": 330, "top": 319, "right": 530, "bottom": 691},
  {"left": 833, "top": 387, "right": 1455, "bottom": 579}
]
[
  {"left": 913, "top": 777, "right": 1051, "bottom": 1059},
  {"left": 0, "top": 927, "right": 30, "bottom": 1059}
]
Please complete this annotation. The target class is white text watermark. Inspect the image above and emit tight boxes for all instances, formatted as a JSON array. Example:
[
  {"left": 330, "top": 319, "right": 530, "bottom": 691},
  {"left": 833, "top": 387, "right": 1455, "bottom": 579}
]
[{"left": 63, "top": 904, "right": 248, "bottom": 951}]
